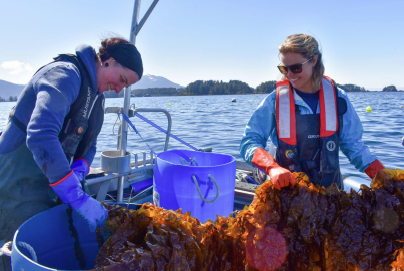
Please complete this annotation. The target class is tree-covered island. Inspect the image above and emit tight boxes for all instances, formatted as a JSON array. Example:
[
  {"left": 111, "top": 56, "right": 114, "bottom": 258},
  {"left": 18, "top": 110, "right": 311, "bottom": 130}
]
[
  {"left": 98, "top": 81, "right": 404, "bottom": 98},
  {"left": 382, "top": 85, "right": 398, "bottom": 92}
]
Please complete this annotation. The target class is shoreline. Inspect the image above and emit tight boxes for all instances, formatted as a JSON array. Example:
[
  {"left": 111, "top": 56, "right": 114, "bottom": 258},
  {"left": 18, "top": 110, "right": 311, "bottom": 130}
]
[{"left": 112, "top": 91, "right": 403, "bottom": 99}]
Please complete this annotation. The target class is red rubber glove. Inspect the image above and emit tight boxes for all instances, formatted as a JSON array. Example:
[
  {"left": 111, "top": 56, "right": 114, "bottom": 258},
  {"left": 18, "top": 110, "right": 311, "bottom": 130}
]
[
  {"left": 365, "top": 159, "right": 385, "bottom": 179},
  {"left": 251, "top": 147, "right": 296, "bottom": 190}
]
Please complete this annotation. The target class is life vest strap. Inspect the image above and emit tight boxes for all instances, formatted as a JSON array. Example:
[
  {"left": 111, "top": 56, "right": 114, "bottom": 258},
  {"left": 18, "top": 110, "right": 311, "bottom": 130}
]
[
  {"left": 276, "top": 80, "right": 297, "bottom": 145},
  {"left": 276, "top": 76, "right": 338, "bottom": 144},
  {"left": 320, "top": 76, "right": 338, "bottom": 137}
]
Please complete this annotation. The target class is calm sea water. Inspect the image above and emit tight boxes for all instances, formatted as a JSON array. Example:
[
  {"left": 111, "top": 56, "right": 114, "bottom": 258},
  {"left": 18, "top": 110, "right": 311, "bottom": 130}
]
[{"left": 0, "top": 92, "right": 403, "bottom": 179}]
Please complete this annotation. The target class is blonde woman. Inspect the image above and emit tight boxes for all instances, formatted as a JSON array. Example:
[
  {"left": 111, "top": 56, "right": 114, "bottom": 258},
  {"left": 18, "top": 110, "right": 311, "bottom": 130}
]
[{"left": 240, "top": 34, "right": 384, "bottom": 190}]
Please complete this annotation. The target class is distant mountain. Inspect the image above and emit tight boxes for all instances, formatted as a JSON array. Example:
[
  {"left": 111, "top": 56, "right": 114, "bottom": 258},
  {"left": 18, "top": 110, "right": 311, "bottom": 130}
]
[
  {"left": 0, "top": 79, "right": 25, "bottom": 100},
  {"left": 132, "top": 74, "right": 184, "bottom": 90}
]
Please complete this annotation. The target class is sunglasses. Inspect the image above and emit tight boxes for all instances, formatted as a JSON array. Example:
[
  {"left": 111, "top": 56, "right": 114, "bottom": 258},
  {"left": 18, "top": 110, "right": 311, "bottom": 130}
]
[{"left": 277, "top": 57, "right": 312, "bottom": 74}]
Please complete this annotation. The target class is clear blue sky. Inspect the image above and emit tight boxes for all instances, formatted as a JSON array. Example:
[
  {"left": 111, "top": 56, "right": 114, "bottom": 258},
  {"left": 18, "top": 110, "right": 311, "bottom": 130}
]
[{"left": 0, "top": 0, "right": 403, "bottom": 91}]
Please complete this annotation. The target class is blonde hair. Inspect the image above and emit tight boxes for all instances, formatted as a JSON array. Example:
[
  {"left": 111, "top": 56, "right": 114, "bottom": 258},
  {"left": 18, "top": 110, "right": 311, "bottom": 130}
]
[{"left": 278, "top": 34, "right": 324, "bottom": 90}]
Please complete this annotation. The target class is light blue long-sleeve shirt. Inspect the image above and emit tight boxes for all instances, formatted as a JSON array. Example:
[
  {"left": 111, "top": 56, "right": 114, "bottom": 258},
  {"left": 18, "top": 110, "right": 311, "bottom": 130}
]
[
  {"left": 239, "top": 88, "right": 377, "bottom": 172},
  {"left": 0, "top": 44, "right": 100, "bottom": 183}
]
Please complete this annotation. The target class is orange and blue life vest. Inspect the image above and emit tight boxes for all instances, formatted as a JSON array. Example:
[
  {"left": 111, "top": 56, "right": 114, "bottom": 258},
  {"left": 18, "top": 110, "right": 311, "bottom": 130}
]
[{"left": 275, "top": 76, "right": 346, "bottom": 188}]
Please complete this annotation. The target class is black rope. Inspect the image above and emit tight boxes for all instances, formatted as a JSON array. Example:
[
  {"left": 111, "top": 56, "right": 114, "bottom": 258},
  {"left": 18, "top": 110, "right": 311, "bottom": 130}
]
[
  {"left": 96, "top": 227, "right": 105, "bottom": 249},
  {"left": 66, "top": 206, "right": 86, "bottom": 269}
]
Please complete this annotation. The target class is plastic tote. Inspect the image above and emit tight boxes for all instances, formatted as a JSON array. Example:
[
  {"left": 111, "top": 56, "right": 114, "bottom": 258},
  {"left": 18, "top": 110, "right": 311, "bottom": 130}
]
[{"left": 153, "top": 150, "right": 236, "bottom": 223}]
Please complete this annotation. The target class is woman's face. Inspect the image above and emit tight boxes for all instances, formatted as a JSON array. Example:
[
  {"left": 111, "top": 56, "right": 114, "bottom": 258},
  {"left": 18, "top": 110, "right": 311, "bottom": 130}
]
[
  {"left": 97, "top": 58, "right": 140, "bottom": 94},
  {"left": 280, "top": 52, "right": 316, "bottom": 93}
]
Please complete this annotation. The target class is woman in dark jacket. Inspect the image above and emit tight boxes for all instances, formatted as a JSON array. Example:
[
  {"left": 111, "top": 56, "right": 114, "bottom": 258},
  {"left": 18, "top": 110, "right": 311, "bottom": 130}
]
[{"left": 0, "top": 37, "right": 143, "bottom": 270}]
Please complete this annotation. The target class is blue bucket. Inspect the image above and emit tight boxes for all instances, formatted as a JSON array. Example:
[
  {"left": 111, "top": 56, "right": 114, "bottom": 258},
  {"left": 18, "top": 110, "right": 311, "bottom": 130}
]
[
  {"left": 11, "top": 203, "right": 139, "bottom": 270},
  {"left": 11, "top": 204, "right": 99, "bottom": 270},
  {"left": 153, "top": 150, "right": 236, "bottom": 223}
]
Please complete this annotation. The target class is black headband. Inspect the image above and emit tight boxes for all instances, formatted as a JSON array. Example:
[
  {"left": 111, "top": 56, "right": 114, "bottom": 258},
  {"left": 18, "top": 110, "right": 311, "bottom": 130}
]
[{"left": 107, "top": 43, "right": 143, "bottom": 79}]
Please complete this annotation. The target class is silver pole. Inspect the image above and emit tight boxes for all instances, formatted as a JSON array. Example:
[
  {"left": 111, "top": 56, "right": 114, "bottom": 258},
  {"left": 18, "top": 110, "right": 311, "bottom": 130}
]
[
  {"left": 130, "top": 0, "right": 141, "bottom": 43},
  {"left": 135, "top": 108, "right": 172, "bottom": 151},
  {"left": 117, "top": 0, "right": 141, "bottom": 203},
  {"left": 116, "top": 0, "right": 160, "bottom": 202},
  {"left": 136, "top": 0, "right": 160, "bottom": 36}
]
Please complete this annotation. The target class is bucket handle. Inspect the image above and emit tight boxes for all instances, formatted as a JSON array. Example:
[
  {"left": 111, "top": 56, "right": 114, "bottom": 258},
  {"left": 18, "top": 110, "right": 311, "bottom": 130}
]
[
  {"left": 0, "top": 241, "right": 37, "bottom": 263},
  {"left": 0, "top": 241, "right": 11, "bottom": 257},
  {"left": 192, "top": 174, "right": 219, "bottom": 203}
]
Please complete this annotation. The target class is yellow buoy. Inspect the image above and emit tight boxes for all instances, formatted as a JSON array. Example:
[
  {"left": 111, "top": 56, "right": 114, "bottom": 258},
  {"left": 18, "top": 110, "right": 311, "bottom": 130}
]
[{"left": 366, "top": 106, "right": 372, "bottom": 112}]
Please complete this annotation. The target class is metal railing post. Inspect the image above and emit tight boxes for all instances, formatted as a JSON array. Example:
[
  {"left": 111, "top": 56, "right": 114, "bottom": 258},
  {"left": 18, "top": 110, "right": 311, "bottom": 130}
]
[
  {"left": 114, "top": 0, "right": 160, "bottom": 202},
  {"left": 116, "top": 0, "right": 141, "bottom": 203},
  {"left": 134, "top": 108, "right": 172, "bottom": 151}
]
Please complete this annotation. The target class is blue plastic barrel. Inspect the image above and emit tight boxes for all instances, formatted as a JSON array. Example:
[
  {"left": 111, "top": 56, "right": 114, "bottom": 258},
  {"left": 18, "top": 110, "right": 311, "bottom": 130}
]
[
  {"left": 11, "top": 204, "right": 100, "bottom": 270},
  {"left": 11, "top": 203, "right": 141, "bottom": 270},
  {"left": 153, "top": 150, "right": 236, "bottom": 223}
]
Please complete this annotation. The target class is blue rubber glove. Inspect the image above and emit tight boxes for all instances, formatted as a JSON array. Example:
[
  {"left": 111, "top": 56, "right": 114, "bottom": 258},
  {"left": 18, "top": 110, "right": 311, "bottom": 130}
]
[
  {"left": 71, "top": 158, "right": 90, "bottom": 182},
  {"left": 50, "top": 171, "right": 108, "bottom": 232}
]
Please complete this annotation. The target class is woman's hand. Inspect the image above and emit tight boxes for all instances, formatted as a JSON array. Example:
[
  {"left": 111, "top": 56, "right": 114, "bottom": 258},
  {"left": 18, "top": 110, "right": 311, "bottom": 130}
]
[
  {"left": 50, "top": 170, "right": 107, "bottom": 232},
  {"left": 267, "top": 166, "right": 296, "bottom": 190},
  {"left": 252, "top": 147, "right": 296, "bottom": 190}
]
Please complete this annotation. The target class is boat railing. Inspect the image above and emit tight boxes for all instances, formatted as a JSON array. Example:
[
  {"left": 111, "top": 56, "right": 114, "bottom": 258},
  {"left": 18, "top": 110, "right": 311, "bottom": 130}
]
[
  {"left": 105, "top": 105, "right": 173, "bottom": 152},
  {"left": 88, "top": 104, "right": 172, "bottom": 203}
]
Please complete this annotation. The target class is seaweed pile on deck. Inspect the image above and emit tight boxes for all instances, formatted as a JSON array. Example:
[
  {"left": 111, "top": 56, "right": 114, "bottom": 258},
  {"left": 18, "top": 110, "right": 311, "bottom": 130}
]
[{"left": 91, "top": 169, "right": 404, "bottom": 271}]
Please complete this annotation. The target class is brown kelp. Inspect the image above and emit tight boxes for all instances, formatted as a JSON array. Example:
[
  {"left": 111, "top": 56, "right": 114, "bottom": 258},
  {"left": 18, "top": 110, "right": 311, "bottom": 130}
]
[{"left": 91, "top": 168, "right": 404, "bottom": 271}]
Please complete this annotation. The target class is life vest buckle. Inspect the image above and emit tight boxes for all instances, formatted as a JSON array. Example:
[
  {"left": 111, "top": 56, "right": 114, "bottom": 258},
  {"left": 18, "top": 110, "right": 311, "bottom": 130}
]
[{"left": 302, "top": 160, "right": 316, "bottom": 171}]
